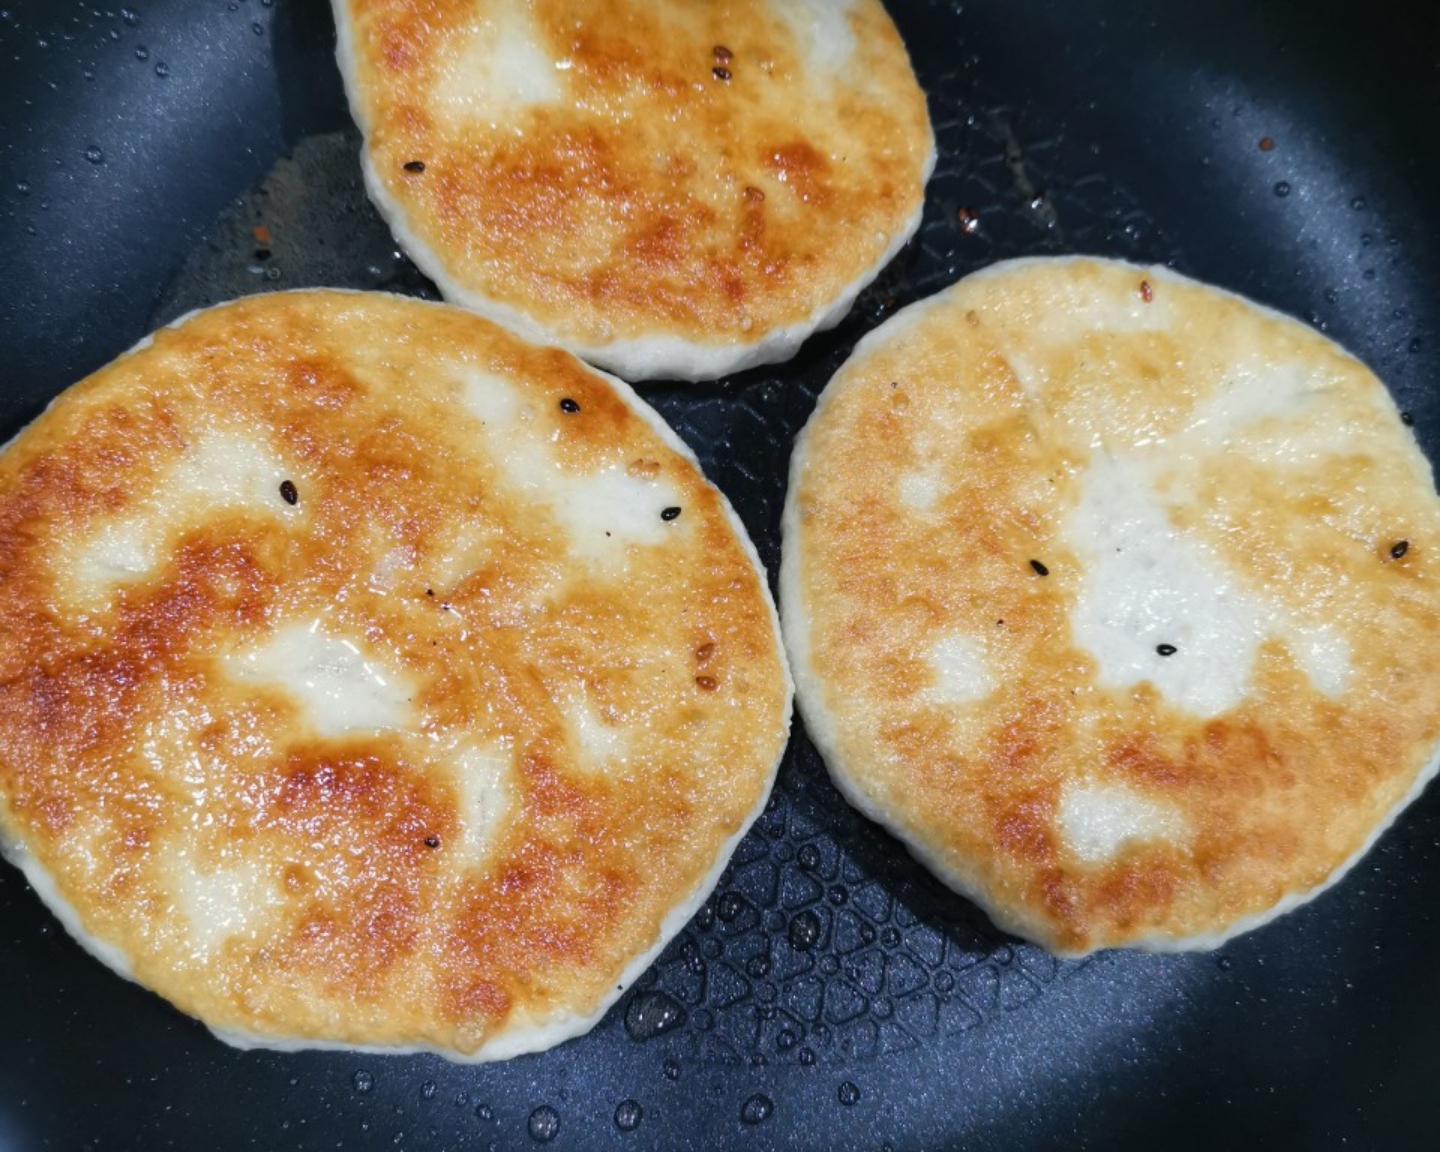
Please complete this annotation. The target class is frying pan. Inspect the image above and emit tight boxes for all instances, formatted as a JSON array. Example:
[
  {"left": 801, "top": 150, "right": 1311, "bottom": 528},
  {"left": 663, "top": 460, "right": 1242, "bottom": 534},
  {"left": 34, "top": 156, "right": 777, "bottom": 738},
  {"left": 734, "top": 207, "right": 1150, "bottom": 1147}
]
[{"left": 2, "top": 0, "right": 1439, "bottom": 1148}]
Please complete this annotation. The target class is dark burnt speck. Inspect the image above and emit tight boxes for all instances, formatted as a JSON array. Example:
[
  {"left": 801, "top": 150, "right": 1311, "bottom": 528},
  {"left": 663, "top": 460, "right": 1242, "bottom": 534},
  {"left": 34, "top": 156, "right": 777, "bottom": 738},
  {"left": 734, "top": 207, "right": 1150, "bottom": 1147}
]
[
  {"left": 1156, "top": 643, "right": 1178, "bottom": 657},
  {"left": 424, "top": 836, "right": 439, "bottom": 849},
  {"left": 1401, "top": 410, "right": 1415, "bottom": 426}
]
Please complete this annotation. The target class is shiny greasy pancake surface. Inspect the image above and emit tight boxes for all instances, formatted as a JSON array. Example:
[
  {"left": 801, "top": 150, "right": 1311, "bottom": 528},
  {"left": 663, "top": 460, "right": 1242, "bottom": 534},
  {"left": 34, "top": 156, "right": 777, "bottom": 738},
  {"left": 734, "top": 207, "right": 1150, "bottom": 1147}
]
[
  {"left": 333, "top": 0, "right": 934, "bottom": 379},
  {"left": 0, "top": 290, "right": 789, "bottom": 1058},
  {"left": 781, "top": 257, "right": 1440, "bottom": 955}
]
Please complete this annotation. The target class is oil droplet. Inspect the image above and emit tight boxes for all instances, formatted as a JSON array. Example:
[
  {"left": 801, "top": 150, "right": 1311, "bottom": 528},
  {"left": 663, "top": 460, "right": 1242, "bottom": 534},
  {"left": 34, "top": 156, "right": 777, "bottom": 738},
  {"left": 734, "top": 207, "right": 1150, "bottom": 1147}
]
[
  {"left": 880, "top": 927, "right": 901, "bottom": 948},
  {"left": 527, "top": 1105, "right": 560, "bottom": 1143},
  {"left": 16, "top": 181, "right": 29, "bottom": 195},
  {"left": 1273, "top": 181, "right": 1291, "bottom": 197},
  {"left": 1352, "top": 196, "right": 1366, "bottom": 210},
  {"left": 1216, "top": 955, "right": 1233, "bottom": 972},
  {"left": 798, "top": 1047, "right": 817, "bottom": 1066},
  {"left": 121, "top": 7, "right": 140, "bottom": 25},
  {"left": 838, "top": 1081, "right": 861, "bottom": 1106},
  {"left": 475, "top": 1104, "right": 494, "bottom": 1121},
  {"left": 353, "top": 1070, "right": 375, "bottom": 1094},
  {"left": 776, "top": 1028, "right": 797, "bottom": 1051},
  {"left": 789, "top": 910, "right": 821, "bottom": 950},
  {"left": 614, "top": 1099, "right": 643, "bottom": 1132},
  {"left": 624, "top": 990, "right": 686, "bottom": 1041},
  {"left": 154, "top": 61, "right": 169, "bottom": 77},
  {"left": 134, "top": 45, "right": 149, "bottom": 60},
  {"left": 83, "top": 145, "right": 104, "bottom": 165},
  {"left": 419, "top": 1081, "right": 437, "bottom": 1101},
  {"left": 740, "top": 1094, "right": 774, "bottom": 1125},
  {"left": 935, "top": 971, "right": 955, "bottom": 992},
  {"left": 828, "top": 885, "right": 848, "bottom": 905},
  {"left": 1410, "top": 337, "right": 1423, "bottom": 354},
  {"left": 797, "top": 843, "right": 822, "bottom": 871}
]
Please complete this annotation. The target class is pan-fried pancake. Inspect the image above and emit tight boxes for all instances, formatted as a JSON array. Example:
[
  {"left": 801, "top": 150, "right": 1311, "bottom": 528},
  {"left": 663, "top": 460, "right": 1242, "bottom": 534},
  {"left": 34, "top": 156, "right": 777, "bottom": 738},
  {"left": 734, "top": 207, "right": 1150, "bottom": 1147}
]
[
  {"left": 0, "top": 290, "right": 791, "bottom": 1059},
  {"left": 332, "top": 0, "right": 935, "bottom": 381},
  {"left": 781, "top": 256, "right": 1440, "bottom": 955}
]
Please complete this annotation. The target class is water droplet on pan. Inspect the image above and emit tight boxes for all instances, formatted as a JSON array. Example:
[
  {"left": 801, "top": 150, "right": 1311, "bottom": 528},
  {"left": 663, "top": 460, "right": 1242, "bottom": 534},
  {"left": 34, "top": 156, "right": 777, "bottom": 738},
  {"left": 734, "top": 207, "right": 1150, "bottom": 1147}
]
[
  {"left": 624, "top": 990, "right": 686, "bottom": 1040},
  {"left": 527, "top": 1105, "right": 560, "bottom": 1143},
  {"left": 613, "top": 1099, "right": 643, "bottom": 1132},
  {"left": 83, "top": 145, "right": 104, "bottom": 164},
  {"left": 838, "top": 1081, "right": 862, "bottom": 1106},
  {"left": 353, "top": 1070, "right": 375, "bottom": 1094},
  {"left": 740, "top": 1094, "right": 774, "bottom": 1125},
  {"left": 789, "top": 910, "right": 821, "bottom": 950}
]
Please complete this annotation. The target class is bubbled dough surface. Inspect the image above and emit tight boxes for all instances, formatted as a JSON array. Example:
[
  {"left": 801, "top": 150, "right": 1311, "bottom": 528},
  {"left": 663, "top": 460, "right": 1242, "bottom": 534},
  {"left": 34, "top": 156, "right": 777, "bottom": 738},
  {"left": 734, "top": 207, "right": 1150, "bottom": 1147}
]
[
  {"left": 332, "top": 0, "right": 935, "bottom": 380},
  {"left": 0, "top": 290, "right": 790, "bottom": 1059},
  {"left": 781, "top": 256, "right": 1440, "bottom": 955}
]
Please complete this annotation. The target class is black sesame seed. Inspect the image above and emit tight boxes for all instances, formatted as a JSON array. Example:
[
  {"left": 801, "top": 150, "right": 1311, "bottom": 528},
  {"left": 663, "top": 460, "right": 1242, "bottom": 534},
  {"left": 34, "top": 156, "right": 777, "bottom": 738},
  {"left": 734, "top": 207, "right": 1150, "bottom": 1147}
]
[
  {"left": 1156, "top": 643, "right": 1178, "bottom": 657},
  {"left": 426, "top": 589, "right": 434, "bottom": 597},
  {"left": 1391, "top": 540, "right": 1410, "bottom": 559},
  {"left": 424, "top": 836, "right": 439, "bottom": 849},
  {"left": 279, "top": 479, "right": 298, "bottom": 505},
  {"left": 403, "top": 160, "right": 426, "bottom": 173},
  {"left": 712, "top": 65, "right": 732, "bottom": 81},
  {"left": 1402, "top": 411, "right": 1415, "bottom": 426},
  {"left": 1029, "top": 559, "right": 1049, "bottom": 576},
  {"left": 559, "top": 397, "right": 580, "bottom": 413},
  {"left": 661, "top": 506, "right": 682, "bottom": 522}
]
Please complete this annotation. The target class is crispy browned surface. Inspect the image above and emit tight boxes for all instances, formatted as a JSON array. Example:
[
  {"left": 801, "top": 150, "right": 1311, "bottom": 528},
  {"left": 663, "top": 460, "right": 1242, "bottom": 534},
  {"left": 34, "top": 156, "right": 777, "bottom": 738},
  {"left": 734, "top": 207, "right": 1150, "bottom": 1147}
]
[
  {"left": 337, "top": 0, "right": 932, "bottom": 349},
  {"left": 0, "top": 291, "right": 788, "bottom": 1054},
  {"left": 784, "top": 258, "right": 1440, "bottom": 953}
]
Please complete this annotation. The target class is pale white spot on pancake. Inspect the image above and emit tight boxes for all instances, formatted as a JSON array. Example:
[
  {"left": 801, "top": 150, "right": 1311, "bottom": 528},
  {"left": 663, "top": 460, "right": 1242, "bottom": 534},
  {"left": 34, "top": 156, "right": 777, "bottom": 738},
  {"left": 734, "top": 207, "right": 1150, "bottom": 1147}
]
[
  {"left": 368, "top": 545, "right": 413, "bottom": 594},
  {"left": 557, "top": 687, "right": 632, "bottom": 772},
  {"left": 1057, "top": 780, "right": 1186, "bottom": 863},
  {"left": 923, "top": 633, "right": 993, "bottom": 706},
  {"left": 66, "top": 431, "right": 294, "bottom": 606},
  {"left": 434, "top": 8, "right": 561, "bottom": 127},
  {"left": 176, "top": 859, "right": 283, "bottom": 959},
  {"left": 1063, "top": 452, "right": 1350, "bottom": 716},
  {"left": 226, "top": 621, "right": 414, "bottom": 738},
  {"left": 776, "top": 0, "right": 857, "bottom": 73},
  {"left": 457, "top": 367, "right": 684, "bottom": 565},
  {"left": 1185, "top": 357, "right": 1364, "bottom": 469},
  {"left": 448, "top": 743, "right": 513, "bottom": 867},
  {"left": 899, "top": 463, "right": 944, "bottom": 512}
]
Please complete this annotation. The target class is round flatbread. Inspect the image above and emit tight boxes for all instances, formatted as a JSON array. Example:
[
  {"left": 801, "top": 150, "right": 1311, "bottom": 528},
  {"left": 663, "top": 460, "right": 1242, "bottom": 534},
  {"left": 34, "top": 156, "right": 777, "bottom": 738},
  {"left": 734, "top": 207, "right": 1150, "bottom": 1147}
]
[
  {"left": 781, "top": 256, "right": 1440, "bottom": 955},
  {"left": 332, "top": 0, "right": 935, "bottom": 381},
  {"left": 0, "top": 290, "right": 791, "bottom": 1059}
]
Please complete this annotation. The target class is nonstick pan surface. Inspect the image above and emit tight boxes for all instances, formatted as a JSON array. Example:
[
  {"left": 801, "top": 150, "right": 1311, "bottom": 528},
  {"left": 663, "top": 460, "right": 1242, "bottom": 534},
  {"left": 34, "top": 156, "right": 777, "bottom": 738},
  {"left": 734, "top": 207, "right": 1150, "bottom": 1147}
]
[{"left": 3, "top": 1, "right": 1439, "bottom": 1149}]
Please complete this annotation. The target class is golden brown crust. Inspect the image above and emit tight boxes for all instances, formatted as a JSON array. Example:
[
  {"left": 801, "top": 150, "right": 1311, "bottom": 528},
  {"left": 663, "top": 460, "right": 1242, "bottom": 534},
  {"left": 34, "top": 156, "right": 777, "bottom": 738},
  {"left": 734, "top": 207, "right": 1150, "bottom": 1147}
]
[
  {"left": 0, "top": 290, "right": 789, "bottom": 1056},
  {"left": 334, "top": 0, "right": 934, "bottom": 377},
  {"left": 782, "top": 257, "right": 1440, "bottom": 954}
]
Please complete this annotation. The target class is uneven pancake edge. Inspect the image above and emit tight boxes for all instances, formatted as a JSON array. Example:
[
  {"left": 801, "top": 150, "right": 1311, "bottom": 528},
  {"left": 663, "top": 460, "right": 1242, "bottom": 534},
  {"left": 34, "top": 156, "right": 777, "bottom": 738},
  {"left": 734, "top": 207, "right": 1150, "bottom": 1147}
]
[
  {"left": 0, "top": 289, "right": 793, "bottom": 1059},
  {"left": 779, "top": 255, "right": 1440, "bottom": 956},
  {"left": 331, "top": 0, "right": 936, "bottom": 382}
]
